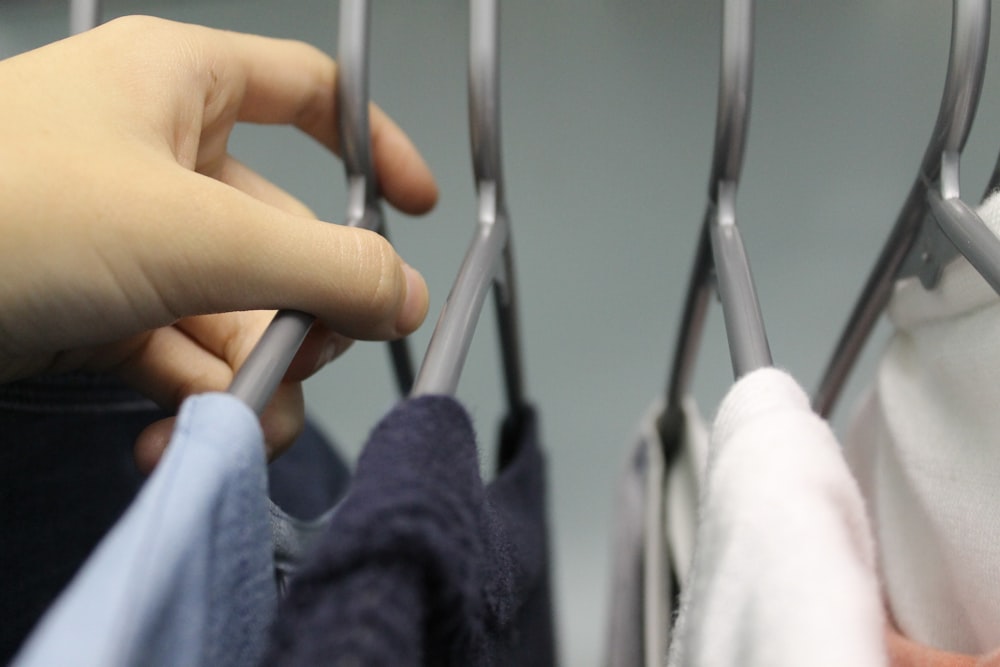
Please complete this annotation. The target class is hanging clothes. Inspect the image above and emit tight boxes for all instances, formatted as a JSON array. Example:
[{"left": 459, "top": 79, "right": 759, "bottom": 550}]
[
  {"left": 11, "top": 393, "right": 276, "bottom": 667},
  {"left": 8, "top": 388, "right": 350, "bottom": 667},
  {"left": 667, "top": 367, "right": 885, "bottom": 667},
  {"left": 844, "top": 191, "right": 1000, "bottom": 655},
  {"left": 605, "top": 398, "right": 706, "bottom": 667},
  {"left": 606, "top": 409, "right": 662, "bottom": 667},
  {"left": 262, "top": 395, "right": 556, "bottom": 667},
  {"left": 0, "top": 373, "right": 166, "bottom": 663},
  {"left": 886, "top": 623, "right": 1000, "bottom": 666}
]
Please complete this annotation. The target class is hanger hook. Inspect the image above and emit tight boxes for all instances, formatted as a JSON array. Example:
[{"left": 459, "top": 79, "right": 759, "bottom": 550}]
[
  {"left": 709, "top": 0, "right": 753, "bottom": 203},
  {"left": 469, "top": 0, "right": 504, "bottom": 196},
  {"left": 70, "top": 0, "right": 101, "bottom": 34},
  {"left": 920, "top": 0, "right": 989, "bottom": 186},
  {"left": 337, "top": 0, "right": 378, "bottom": 217},
  {"left": 812, "top": 0, "right": 990, "bottom": 418},
  {"left": 228, "top": 0, "right": 418, "bottom": 411}
]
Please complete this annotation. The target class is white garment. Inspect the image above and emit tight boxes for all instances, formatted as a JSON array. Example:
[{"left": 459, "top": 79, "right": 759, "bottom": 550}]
[
  {"left": 606, "top": 417, "right": 652, "bottom": 667},
  {"left": 663, "top": 399, "right": 707, "bottom": 592},
  {"left": 844, "top": 192, "right": 1000, "bottom": 653},
  {"left": 668, "top": 368, "right": 885, "bottom": 667},
  {"left": 605, "top": 398, "right": 707, "bottom": 667}
]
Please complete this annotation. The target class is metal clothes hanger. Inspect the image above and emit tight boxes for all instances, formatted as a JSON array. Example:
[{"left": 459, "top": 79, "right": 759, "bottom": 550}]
[
  {"left": 228, "top": 0, "right": 415, "bottom": 414},
  {"left": 658, "top": 0, "right": 768, "bottom": 441},
  {"left": 69, "top": 0, "right": 101, "bottom": 34},
  {"left": 984, "top": 154, "right": 1000, "bottom": 200},
  {"left": 409, "top": 0, "right": 526, "bottom": 415},
  {"left": 648, "top": 2, "right": 763, "bottom": 663},
  {"left": 813, "top": 0, "right": 1000, "bottom": 417}
]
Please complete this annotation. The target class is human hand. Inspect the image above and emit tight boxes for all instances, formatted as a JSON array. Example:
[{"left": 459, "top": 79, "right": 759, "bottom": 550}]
[{"left": 0, "top": 16, "right": 437, "bottom": 470}]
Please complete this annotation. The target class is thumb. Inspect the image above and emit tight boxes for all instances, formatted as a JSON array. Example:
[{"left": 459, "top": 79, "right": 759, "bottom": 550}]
[{"left": 137, "top": 167, "right": 429, "bottom": 340}]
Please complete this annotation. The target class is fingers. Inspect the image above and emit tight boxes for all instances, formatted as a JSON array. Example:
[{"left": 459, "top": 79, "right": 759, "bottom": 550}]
[
  {"left": 138, "top": 165, "right": 429, "bottom": 340},
  {"left": 170, "top": 20, "right": 438, "bottom": 214},
  {"left": 132, "top": 383, "right": 305, "bottom": 474},
  {"left": 366, "top": 104, "right": 439, "bottom": 214},
  {"left": 213, "top": 155, "right": 316, "bottom": 217},
  {"left": 194, "top": 155, "right": 360, "bottom": 375},
  {"left": 117, "top": 313, "right": 264, "bottom": 409},
  {"left": 174, "top": 311, "right": 352, "bottom": 383},
  {"left": 133, "top": 417, "right": 175, "bottom": 475},
  {"left": 120, "top": 312, "right": 312, "bottom": 471},
  {"left": 282, "top": 321, "right": 356, "bottom": 382},
  {"left": 121, "top": 157, "right": 387, "bottom": 471}
]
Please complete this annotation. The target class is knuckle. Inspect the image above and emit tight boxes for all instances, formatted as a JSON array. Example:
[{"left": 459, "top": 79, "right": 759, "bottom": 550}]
[
  {"left": 262, "top": 391, "right": 305, "bottom": 459},
  {"left": 354, "top": 231, "right": 403, "bottom": 324}
]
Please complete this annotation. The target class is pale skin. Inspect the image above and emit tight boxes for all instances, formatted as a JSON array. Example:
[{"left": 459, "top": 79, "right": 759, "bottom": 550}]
[{"left": 0, "top": 16, "right": 437, "bottom": 471}]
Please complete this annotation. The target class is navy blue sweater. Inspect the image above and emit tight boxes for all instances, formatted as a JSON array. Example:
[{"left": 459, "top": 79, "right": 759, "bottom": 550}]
[{"left": 263, "top": 395, "right": 555, "bottom": 666}]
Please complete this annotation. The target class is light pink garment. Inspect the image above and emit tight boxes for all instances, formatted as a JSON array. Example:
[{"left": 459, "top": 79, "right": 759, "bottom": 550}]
[{"left": 668, "top": 368, "right": 886, "bottom": 667}]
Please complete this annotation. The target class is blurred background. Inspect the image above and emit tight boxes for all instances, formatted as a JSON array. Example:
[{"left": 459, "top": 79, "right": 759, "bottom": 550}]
[{"left": 4, "top": 2, "right": 1000, "bottom": 664}]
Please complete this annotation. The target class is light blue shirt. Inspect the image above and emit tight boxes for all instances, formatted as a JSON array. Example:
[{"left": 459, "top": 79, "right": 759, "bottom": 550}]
[{"left": 13, "top": 393, "right": 276, "bottom": 667}]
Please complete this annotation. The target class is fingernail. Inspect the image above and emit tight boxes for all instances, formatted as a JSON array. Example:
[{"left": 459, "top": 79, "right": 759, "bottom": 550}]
[{"left": 395, "top": 263, "right": 429, "bottom": 335}]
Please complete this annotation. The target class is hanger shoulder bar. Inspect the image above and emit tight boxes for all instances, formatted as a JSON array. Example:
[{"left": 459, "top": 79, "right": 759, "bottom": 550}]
[
  {"left": 930, "top": 190, "right": 1000, "bottom": 295},
  {"left": 710, "top": 184, "right": 771, "bottom": 377},
  {"left": 812, "top": 181, "right": 927, "bottom": 417},
  {"left": 663, "top": 222, "right": 714, "bottom": 417},
  {"left": 229, "top": 0, "right": 415, "bottom": 411},
  {"left": 228, "top": 310, "right": 314, "bottom": 415},
  {"left": 411, "top": 185, "right": 508, "bottom": 397}
]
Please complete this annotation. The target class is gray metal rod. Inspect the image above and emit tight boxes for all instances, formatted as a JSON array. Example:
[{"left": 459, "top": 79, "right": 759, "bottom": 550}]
[
  {"left": 411, "top": 187, "right": 508, "bottom": 396},
  {"left": 69, "top": 0, "right": 101, "bottom": 34},
  {"left": 918, "top": 0, "right": 989, "bottom": 180},
  {"left": 469, "top": 0, "right": 502, "bottom": 192},
  {"left": 337, "top": 0, "right": 375, "bottom": 205},
  {"left": 336, "top": 1, "right": 416, "bottom": 395},
  {"left": 662, "top": 0, "right": 758, "bottom": 434},
  {"left": 411, "top": 0, "right": 525, "bottom": 411},
  {"left": 983, "top": 150, "right": 1000, "bottom": 202},
  {"left": 709, "top": 0, "right": 753, "bottom": 202},
  {"left": 229, "top": 0, "right": 414, "bottom": 411},
  {"left": 661, "top": 220, "right": 714, "bottom": 437},
  {"left": 476, "top": 0, "right": 526, "bottom": 412},
  {"left": 491, "top": 229, "right": 526, "bottom": 412},
  {"left": 811, "top": 182, "right": 927, "bottom": 417},
  {"left": 710, "top": 198, "right": 771, "bottom": 377},
  {"left": 930, "top": 190, "right": 1000, "bottom": 295},
  {"left": 227, "top": 310, "right": 314, "bottom": 415}
]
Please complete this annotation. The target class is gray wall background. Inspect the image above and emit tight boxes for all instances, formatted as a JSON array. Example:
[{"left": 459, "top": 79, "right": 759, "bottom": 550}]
[{"left": 4, "top": 2, "right": 1000, "bottom": 664}]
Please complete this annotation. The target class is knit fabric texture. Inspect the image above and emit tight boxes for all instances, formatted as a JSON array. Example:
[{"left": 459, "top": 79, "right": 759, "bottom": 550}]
[
  {"left": 262, "top": 395, "right": 555, "bottom": 666},
  {"left": 845, "top": 191, "right": 1000, "bottom": 653},
  {"left": 668, "top": 368, "right": 886, "bottom": 667}
]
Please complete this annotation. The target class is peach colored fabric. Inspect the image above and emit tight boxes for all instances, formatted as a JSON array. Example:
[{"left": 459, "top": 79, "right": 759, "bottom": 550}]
[{"left": 887, "top": 625, "right": 1000, "bottom": 667}]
